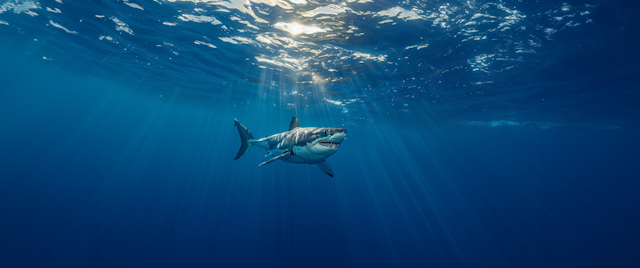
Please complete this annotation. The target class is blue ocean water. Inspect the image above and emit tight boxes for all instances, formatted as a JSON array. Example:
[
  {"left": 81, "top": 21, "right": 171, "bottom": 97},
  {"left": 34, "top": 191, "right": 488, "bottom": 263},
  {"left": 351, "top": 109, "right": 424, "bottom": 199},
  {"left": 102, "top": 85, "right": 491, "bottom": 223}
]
[{"left": 1, "top": 0, "right": 639, "bottom": 267}]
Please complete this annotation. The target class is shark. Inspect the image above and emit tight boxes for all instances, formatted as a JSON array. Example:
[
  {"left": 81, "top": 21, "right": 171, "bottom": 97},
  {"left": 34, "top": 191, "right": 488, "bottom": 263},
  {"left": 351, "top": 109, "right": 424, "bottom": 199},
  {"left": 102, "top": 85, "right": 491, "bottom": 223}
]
[{"left": 233, "top": 117, "right": 347, "bottom": 177}]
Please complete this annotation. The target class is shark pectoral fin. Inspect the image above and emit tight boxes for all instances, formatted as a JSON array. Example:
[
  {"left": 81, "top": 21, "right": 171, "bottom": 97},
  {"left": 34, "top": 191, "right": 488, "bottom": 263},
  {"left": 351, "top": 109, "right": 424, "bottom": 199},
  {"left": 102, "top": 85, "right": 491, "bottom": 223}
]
[
  {"left": 258, "top": 151, "right": 291, "bottom": 166},
  {"left": 310, "top": 161, "right": 334, "bottom": 177}
]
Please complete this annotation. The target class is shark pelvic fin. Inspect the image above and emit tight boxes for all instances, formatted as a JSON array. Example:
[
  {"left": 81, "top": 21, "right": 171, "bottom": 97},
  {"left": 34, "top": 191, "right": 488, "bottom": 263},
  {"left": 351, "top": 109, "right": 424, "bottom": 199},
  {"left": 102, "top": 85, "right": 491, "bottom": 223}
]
[
  {"left": 258, "top": 151, "right": 292, "bottom": 166},
  {"left": 288, "top": 117, "right": 301, "bottom": 131},
  {"left": 310, "top": 161, "right": 334, "bottom": 177}
]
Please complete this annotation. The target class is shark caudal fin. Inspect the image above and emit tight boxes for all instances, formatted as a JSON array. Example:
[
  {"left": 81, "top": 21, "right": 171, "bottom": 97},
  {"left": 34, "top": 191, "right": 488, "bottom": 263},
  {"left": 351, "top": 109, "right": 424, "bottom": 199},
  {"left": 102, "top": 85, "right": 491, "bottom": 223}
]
[{"left": 234, "top": 119, "right": 255, "bottom": 160}]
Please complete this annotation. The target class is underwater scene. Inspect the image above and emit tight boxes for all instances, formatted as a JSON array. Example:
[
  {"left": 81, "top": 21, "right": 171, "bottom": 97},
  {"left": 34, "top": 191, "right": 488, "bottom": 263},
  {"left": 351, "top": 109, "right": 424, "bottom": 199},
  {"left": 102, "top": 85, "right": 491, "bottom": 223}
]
[{"left": 1, "top": 0, "right": 639, "bottom": 267}]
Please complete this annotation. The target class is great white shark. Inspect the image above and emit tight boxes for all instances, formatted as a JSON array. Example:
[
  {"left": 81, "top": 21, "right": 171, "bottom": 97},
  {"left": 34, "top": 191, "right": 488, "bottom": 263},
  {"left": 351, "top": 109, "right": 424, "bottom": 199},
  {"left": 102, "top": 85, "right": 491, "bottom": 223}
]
[{"left": 233, "top": 117, "right": 347, "bottom": 177}]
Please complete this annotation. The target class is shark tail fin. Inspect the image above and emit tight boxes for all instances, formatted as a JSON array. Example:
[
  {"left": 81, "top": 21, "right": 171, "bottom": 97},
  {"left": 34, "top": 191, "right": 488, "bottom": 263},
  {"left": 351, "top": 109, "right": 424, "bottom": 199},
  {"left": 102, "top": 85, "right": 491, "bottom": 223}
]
[{"left": 234, "top": 119, "right": 255, "bottom": 160}]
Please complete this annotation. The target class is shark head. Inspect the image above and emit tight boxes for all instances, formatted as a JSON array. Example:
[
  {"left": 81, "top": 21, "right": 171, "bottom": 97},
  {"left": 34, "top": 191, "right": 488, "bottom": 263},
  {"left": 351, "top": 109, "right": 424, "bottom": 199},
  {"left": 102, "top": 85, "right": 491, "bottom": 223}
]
[{"left": 308, "top": 127, "right": 347, "bottom": 155}]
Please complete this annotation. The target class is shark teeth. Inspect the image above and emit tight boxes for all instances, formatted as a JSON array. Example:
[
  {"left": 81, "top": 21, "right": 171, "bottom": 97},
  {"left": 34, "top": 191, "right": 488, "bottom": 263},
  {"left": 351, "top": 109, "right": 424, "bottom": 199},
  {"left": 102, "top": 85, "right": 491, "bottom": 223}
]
[{"left": 319, "top": 142, "right": 340, "bottom": 149}]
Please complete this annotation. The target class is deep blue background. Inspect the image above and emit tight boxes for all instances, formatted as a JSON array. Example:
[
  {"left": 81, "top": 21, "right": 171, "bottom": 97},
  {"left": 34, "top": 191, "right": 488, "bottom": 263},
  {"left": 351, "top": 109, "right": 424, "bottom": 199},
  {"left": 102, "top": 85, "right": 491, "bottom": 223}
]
[
  {"left": 1, "top": 51, "right": 639, "bottom": 267},
  {"left": 2, "top": 0, "right": 640, "bottom": 267}
]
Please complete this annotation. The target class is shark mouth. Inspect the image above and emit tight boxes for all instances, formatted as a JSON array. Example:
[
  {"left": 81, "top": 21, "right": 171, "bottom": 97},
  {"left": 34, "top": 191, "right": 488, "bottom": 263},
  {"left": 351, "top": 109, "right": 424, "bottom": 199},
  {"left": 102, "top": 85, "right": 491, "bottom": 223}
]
[{"left": 318, "top": 142, "right": 340, "bottom": 149}]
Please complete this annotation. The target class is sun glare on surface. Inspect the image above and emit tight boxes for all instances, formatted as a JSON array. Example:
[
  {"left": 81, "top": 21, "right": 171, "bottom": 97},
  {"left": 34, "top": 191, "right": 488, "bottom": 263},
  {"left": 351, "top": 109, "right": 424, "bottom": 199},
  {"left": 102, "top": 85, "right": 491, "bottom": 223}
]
[{"left": 274, "top": 22, "right": 327, "bottom": 35}]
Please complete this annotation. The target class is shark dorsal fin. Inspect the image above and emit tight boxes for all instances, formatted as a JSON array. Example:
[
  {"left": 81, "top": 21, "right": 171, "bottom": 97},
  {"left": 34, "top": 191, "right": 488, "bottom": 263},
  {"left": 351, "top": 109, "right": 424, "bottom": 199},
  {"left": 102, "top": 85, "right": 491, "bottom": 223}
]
[{"left": 288, "top": 117, "right": 301, "bottom": 131}]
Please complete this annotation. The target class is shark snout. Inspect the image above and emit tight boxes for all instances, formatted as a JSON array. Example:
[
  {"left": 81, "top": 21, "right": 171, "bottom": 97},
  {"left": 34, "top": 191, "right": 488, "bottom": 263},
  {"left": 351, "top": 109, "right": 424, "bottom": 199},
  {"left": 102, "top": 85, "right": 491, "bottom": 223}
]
[
  {"left": 325, "top": 128, "right": 347, "bottom": 144},
  {"left": 328, "top": 128, "right": 346, "bottom": 135},
  {"left": 325, "top": 128, "right": 347, "bottom": 140}
]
